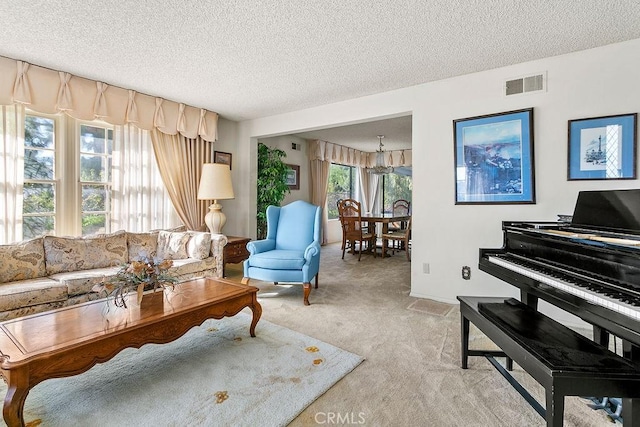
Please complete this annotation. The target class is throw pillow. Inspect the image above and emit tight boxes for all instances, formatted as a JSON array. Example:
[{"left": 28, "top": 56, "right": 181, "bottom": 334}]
[
  {"left": 44, "top": 231, "right": 128, "bottom": 275},
  {"left": 186, "top": 232, "right": 212, "bottom": 260},
  {"left": 0, "top": 237, "right": 47, "bottom": 283},
  {"left": 156, "top": 231, "right": 191, "bottom": 260},
  {"left": 127, "top": 231, "right": 159, "bottom": 262}
]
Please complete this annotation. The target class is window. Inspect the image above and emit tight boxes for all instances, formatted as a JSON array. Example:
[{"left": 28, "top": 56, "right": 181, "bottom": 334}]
[
  {"left": 326, "top": 163, "right": 356, "bottom": 219},
  {"left": 23, "top": 115, "right": 56, "bottom": 239},
  {"left": 79, "top": 124, "right": 113, "bottom": 235},
  {"left": 381, "top": 169, "right": 412, "bottom": 213},
  {"left": 4, "top": 110, "right": 175, "bottom": 243}
]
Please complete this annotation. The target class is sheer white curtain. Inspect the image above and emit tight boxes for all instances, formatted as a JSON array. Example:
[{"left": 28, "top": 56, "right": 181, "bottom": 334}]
[
  {"left": 358, "top": 168, "right": 380, "bottom": 213},
  {"left": 111, "top": 124, "right": 180, "bottom": 232},
  {"left": 0, "top": 105, "right": 24, "bottom": 244}
]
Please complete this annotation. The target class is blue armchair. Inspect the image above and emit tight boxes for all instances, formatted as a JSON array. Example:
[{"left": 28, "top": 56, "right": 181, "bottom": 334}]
[{"left": 242, "top": 200, "right": 322, "bottom": 305}]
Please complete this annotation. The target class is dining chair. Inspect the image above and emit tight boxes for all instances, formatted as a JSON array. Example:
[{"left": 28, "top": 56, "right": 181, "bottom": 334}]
[
  {"left": 388, "top": 199, "right": 411, "bottom": 250},
  {"left": 338, "top": 199, "right": 376, "bottom": 261},
  {"left": 381, "top": 217, "right": 412, "bottom": 261},
  {"left": 388, "top": 199, "right": 411, "bottom": 232}
]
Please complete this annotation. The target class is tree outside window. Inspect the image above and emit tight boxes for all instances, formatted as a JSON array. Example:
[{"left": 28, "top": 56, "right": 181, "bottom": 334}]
[
  {"left": 382, "top": 169, "right": 412, "bottom": 213},
  {"left": 327, "top": 164, "right": 356, "bottom": 219},
  {"left": 23, "top": 115, "right": 56, "bottom": 238}
]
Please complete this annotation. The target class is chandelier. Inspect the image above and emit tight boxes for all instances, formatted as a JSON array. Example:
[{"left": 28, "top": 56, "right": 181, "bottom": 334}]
[{"left": 367, "top": 135, "right": 394, "bottom": 175}]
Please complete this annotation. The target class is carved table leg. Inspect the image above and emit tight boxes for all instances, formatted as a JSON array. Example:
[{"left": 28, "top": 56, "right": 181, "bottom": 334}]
[
  {"left": 3, "top": 368, "right": 30, "bottom": 427},
  {"left": 249, "top": 299, "right": 262, "bottom": 338}
]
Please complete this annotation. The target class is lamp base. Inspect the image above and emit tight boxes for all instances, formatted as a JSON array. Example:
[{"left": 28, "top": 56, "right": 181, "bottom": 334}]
[{"left": 204, "top": 201, "right": 226, "bottom": 235}]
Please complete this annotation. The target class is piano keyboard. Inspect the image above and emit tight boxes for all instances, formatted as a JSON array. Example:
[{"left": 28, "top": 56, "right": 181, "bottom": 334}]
[{"left": 487, "top": 255, "right": 640, "bottom": 321}]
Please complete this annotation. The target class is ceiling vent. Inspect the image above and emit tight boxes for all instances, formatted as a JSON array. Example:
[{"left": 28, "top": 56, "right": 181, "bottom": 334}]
[{"left": 505, "top": 72, "right": 546, "bottom": 96}]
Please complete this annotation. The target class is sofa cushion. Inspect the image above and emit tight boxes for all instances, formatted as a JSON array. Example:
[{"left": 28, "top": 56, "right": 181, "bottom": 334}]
[
  {"left": 127, "top": 231, "right": 159, "bottom": 262},
  {"left": 44, "top": 231, "right": 128, "bottom": 275},
  {"left": 0, "top": 277, "right": 67, "bottom": 311},
  {"left": 170, "top": 257, "right": 216, "bottom": 277},
  {"left": 186, "top": 232, "right": 212, "bottom": 260},
  {"left": 247, "top": 249, "right": 306, "bottom": 270},
  {"left": 0, "top": 237, "right": 47, "bottom": 283},
  {"left": 49, "top": 266, "right": 121, "bottom": 297},
  {"left": 157, "top": 231, "right": 191, "bottom": 260}
]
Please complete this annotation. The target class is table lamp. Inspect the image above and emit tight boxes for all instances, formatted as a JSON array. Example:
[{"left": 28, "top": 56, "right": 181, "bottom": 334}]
[{"left": 197, "top": 163, "right": 235, "bottom": 234}]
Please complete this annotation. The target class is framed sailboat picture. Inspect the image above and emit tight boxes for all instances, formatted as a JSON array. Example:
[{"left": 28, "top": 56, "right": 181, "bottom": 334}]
[{"left": 568, "top": 113, "right": 637, "bottom": 180}]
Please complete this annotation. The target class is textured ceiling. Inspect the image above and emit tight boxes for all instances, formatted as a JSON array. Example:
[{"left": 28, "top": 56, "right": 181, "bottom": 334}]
[{"left": 2, "top": 1, "right": 640, "bottom": 148}]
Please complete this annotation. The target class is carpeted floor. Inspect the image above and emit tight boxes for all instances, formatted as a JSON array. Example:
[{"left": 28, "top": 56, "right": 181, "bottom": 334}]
[
  {"left": 227, "top": 242, "right": 615, "bottom": 426},
  {"left": 0, "top": 312, "right": 363, "bottom": 427}
]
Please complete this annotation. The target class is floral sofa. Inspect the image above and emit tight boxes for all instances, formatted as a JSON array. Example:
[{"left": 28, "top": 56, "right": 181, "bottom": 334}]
[{"left": 0, "top": 228, "right": 227, "bottom": 321}]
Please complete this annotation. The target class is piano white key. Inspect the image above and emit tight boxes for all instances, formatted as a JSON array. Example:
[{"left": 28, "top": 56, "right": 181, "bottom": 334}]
[{"left": 488, "top": 255, "right": 640, "bottom": 321}]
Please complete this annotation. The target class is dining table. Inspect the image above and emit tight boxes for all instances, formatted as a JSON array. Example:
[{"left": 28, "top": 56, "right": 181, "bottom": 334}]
[{"left": 359, "top": 212, "right": 411, "bottom": 257}]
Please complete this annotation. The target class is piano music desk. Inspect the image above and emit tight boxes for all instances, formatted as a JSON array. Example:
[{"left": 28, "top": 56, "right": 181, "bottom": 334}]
[{"left": 458, "top": 296, "right": 640, "bottom": 427}]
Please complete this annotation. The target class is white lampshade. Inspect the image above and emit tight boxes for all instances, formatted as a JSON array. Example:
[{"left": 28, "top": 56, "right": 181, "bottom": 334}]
[
  {"left": 197, "top": 163, "right": 235, "bottom": 234},
  {"left": 197, "top": 163, "right": 235, "bottom": 201}
]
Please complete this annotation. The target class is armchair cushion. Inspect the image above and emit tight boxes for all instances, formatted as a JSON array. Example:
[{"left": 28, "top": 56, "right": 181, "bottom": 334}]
[{"left": 247, "top": 249, "right": 306, "bottom": 270}]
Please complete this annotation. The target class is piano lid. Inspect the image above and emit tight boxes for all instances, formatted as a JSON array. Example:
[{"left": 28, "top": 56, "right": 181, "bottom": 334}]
[{"left": 571, "top": 189, "right": 640, "bottom": 235}]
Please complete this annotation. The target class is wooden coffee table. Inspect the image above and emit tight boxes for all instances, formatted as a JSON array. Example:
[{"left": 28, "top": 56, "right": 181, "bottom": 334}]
[{"left": 0, "top": 277, "right": 261, "bottom": 427}]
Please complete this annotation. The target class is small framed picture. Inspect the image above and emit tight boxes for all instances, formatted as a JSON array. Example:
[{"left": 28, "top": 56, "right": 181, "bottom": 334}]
[
  {"left": 568, "top": 113, "right": 637, "bottom": 180},
  {"left": 453, "top": 108, "right": 535, "bottom": 204},
  {"left": 286, "top": 164, "right": 300, "bottom": 190},
  {"left": 214, "top": 151, "right": 232, "bottom": 170}
]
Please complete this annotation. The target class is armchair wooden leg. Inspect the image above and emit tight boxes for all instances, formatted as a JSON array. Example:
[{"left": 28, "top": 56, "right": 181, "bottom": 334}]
[
  {"left": 303, "top": 283, "right": 311, "bottom": 305},
  {"left": 314, "top": 274, "right": 319, "bottom": 289},
  {"left": 241, "top": 277, "right": 250, "bottom": 285}
]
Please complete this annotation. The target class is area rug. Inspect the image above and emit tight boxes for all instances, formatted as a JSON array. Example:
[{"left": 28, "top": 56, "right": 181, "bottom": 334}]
[{"left": 0, "top": 312, "right": 364, "bottom": 427}]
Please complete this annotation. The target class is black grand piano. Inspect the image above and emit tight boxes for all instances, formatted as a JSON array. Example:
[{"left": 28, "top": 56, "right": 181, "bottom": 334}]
[
  {"left": 471, "top": 189, "right": 640, "bottom": 425},
  {"left": 480, "top": 189, "right": 640, "bottom": 352}
]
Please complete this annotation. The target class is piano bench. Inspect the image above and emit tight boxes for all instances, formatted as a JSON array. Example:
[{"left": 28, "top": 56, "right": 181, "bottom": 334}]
[{"left": 458, "top": 296, "right": 640, "bottom": 427}]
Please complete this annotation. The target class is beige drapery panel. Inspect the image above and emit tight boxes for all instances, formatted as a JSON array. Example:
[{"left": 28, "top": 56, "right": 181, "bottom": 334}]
[
  {"left": 310, "top": 159, "right": 330, "bottom": 245},
  {"left": 0, "top": 56, "right": 219, "bottom": 141},
  {"left": 150, "top": 130, "right": 212, "bottom": 231},
  {"left": 309, "top": 141, "right": 331, "bottom": 245},
  {"left": 307, "top": 139, "right": 412, "bottom": 167}
]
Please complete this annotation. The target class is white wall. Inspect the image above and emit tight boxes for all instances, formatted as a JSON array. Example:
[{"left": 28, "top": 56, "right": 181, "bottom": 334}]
[{"left": 232, "top": 38, "right": 640, "bottom": 324}]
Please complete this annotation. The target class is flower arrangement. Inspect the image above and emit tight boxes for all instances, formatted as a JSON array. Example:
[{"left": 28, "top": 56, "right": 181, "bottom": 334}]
[{"left": 92, "top": 253, "right": 178, "bottom": 308}]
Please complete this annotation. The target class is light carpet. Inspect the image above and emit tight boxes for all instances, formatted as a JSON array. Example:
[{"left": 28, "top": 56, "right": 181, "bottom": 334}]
[{"left": 0, "top": 312, "right": 364, "bottom": 427}]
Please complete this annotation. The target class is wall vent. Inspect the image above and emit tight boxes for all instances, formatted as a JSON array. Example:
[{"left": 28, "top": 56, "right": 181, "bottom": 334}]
[
  {"left": 505, "top": 72, "right": 546, "bottom": 96},
  {"left": 291, "top": 142, "right": 301, "bottom": 151}
]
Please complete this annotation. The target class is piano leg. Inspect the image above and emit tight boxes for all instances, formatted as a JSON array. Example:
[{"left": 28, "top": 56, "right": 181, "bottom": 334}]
[
  {"left": 623, "top": 341, "right": 640, "bottom": 426},
  {"left": 592, "top": 325, "right": 610, "bottom": 348},
  {"left": 520, "top": 290, "right": 538, "bottom": 310}
]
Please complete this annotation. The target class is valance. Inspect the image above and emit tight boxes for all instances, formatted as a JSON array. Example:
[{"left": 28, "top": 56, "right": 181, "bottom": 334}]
[
  {"left": 308, "top": 139, "right": 412, "bottom": 168},
  {"left": 0, "top": 56, "right": 218, "bottom": 141}
]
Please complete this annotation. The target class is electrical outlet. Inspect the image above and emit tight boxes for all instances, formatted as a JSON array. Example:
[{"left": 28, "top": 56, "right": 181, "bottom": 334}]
[{"left": 462, "top": 266, "right": 471, "bottom": 280}]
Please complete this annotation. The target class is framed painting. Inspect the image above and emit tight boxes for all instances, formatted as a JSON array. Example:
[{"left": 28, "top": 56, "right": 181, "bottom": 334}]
[
  {"left": 214, "top": 151, "right": 232, "bottom": 170},
  {"left": 567, "top": 113, "right": 637, "bottom": 180},
  {"left": 286, "top": 164, "right": 300, "bottom": 190},
  {"left": 453, "top": 108, "right": 535, "bottom": 204}
]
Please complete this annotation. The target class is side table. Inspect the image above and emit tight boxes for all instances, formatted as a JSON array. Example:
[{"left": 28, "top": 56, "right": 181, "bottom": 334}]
[{"left": 223, "top": 236, "right": 251, "bottom": 277}]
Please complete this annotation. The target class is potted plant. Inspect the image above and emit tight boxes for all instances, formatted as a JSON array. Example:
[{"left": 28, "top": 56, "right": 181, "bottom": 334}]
[{"left": 256, "top": 143, "right": 290, "bottom": 239}]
